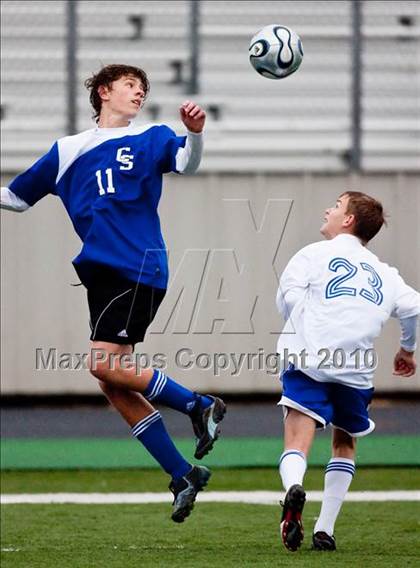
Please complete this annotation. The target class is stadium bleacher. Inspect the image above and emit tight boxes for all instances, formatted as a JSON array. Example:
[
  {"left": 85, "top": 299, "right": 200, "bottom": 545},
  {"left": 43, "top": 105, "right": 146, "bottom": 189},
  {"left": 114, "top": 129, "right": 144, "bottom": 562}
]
[{"left": 1, "top": 0, "right": 419, "bottom": 172}]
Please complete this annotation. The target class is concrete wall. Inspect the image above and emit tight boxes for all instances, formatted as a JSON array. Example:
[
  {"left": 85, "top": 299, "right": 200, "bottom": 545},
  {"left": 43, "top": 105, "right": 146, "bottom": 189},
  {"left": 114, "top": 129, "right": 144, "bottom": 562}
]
[{"left": 1, "top": 172, "right": 419, "bottom": 394}]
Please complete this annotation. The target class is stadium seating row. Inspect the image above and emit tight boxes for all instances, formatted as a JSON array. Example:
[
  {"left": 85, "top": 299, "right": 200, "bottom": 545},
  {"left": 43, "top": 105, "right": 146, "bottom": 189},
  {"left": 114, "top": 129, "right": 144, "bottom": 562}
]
[{"left": 1, "top": 0, "right": 419, "bottom": 172}]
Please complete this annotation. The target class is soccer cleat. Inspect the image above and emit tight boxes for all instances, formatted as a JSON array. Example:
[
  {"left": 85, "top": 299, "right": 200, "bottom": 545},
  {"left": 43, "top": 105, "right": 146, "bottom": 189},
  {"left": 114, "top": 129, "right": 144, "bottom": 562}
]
[
  {"left": 169, "top": 465, "right": 211, "bottom": 523},
  {"left": 189, "top": 395, "right": 227, "bottom": 460},
  {"left": 312, "top": 531, "right": 336, "bottom": 551},
  {"left": 280, "top": 484, "right": 306, "bottom": 552}
]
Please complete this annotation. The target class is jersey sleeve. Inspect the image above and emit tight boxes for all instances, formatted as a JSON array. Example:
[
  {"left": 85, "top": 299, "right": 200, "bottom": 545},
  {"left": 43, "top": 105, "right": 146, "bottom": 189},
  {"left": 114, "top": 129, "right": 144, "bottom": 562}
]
[
  {"left": 276, "top": 246, "right": 312, "bottom": 319},
  {"left": 154, "top": 125, "right": 187, "bottom": 174},
  {"left": 9, "top": 142, "right": 59, "bottom": 206},
  {"left": 399, "top": 315, "right": 418, "bottom": 351},
  {"left": 391, "top": 272, "right": 420, "bottom": 319}
]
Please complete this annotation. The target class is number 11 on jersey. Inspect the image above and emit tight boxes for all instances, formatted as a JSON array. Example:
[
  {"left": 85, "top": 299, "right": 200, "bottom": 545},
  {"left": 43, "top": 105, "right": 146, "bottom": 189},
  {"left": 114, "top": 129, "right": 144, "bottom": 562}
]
[{"left": 96, "top": 168, "right": 116, "bottom": 195}]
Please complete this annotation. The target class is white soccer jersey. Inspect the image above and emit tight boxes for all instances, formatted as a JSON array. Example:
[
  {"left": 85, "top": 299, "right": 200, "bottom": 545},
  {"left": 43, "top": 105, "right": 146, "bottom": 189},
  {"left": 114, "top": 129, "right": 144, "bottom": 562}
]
[{"left": 276, "top": 234, "right": 420, "bottom": 388}]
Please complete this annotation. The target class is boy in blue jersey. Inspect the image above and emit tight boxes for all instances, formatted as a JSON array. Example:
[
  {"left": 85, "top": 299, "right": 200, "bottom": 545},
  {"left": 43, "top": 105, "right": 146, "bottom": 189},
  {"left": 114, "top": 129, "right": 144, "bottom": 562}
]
[
  {"left": 1, "top": 64, "right": 226, "bottom": 523},
  {"left": 275, "top": 192, "right": 419, "bottom": 552}
]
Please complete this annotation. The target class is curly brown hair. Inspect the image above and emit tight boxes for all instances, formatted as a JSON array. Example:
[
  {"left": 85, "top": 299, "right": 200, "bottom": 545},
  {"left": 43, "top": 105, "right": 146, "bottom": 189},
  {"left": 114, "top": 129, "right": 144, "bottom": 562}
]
[
  {"left": 84, "top": 64, "right": 150, "bottom": 120},
  {"left": 341, "top": 191, "right": 386, "bottom": 243}
]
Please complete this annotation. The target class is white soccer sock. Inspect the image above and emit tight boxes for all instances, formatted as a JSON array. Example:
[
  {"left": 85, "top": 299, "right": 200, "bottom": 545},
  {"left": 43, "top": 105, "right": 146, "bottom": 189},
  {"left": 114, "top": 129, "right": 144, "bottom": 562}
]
[
  {"left": 314, "top": 457, "right": 356, "bottom": 536},
  {"left": 278, "top": 449, "right": 307, "bottom": 491}
]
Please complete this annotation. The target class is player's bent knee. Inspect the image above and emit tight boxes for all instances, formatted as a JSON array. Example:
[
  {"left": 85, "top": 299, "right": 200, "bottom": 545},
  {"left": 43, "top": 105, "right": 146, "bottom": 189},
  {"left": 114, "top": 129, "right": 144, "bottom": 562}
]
[{"left": 88, "top": 355, "right": 111, "bottom": 380}]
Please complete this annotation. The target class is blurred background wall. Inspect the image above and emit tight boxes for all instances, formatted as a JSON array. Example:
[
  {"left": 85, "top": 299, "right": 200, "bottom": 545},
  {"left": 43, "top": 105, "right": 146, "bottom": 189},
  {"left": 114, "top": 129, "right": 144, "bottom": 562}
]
[{"left": 1, "top": 1, "right": 419, "bottom": 394}]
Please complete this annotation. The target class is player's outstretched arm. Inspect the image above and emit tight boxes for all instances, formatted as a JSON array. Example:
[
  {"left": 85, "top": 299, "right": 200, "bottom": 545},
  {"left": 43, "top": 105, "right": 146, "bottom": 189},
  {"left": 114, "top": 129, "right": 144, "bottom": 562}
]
[
  {"left": 1, "top": 143, "right": 58, "bottom": 210},
  {"left": 1, "top": 186, "right": 30, "bottom": 212},
  {"left": 174, "top": 101, "right": 206, "bottom": 175}
]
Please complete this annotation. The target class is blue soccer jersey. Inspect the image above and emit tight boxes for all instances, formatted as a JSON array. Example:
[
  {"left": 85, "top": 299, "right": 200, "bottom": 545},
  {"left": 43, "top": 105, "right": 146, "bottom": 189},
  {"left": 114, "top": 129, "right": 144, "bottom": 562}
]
[{"left": 9, "top": 123, "right": 188, "bottom": 288}]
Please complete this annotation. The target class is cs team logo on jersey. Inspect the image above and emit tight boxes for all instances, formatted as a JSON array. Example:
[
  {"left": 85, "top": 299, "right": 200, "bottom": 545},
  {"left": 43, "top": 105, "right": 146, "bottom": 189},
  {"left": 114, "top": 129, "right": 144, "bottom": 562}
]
[
  {"left": 116, "top": 147, "right": 134, "bottom": 171},
  {"left": 96, "top": 147, "right": 135, "bottom": 195}
]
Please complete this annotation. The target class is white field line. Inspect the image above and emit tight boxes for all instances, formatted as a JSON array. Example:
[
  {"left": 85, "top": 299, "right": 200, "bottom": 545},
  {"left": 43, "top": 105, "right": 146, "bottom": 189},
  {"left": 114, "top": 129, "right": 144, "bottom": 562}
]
[{"left": 1, "top": 490, "right": 420, "bottom": 505}]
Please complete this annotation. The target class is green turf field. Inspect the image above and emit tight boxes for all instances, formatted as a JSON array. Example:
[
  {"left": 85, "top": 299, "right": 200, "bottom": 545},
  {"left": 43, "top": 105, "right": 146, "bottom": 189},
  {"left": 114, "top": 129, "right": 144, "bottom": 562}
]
[
  {"left": 2, "top": 435, "right": 420, "bottom": 469},
  {"left": 2, "top": 502, "right": 420, "bottom": 567},
  {"left": 2, "top": 467, "right": 420, "bottom": 567}
]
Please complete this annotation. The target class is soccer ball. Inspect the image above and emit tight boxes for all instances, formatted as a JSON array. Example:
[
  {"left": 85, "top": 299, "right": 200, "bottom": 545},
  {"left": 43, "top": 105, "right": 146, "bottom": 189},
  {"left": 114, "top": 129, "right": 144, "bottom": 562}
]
[{"left": 249, "top": 25, "right": 304, "bottom": 79}]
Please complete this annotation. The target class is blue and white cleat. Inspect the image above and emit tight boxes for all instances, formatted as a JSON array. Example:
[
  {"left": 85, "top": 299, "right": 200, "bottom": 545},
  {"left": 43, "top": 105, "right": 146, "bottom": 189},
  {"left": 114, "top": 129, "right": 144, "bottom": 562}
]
[{"left": 190, "top": 396, "right": 227, "bottom": 459}]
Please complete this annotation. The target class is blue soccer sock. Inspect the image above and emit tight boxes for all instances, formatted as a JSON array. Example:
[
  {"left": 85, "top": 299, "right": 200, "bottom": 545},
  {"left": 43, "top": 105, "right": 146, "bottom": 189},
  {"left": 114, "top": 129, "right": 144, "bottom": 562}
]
[
  {"left": 131, "top": 410, "right": 191, "bottom": 480},
  {"left": 143, "top": 369, "right": 213, "bottom": 414}
]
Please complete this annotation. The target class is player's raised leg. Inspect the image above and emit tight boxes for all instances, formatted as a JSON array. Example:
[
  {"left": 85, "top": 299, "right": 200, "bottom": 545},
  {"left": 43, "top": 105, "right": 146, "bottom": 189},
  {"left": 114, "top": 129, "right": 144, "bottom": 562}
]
[
  {"left": 142, "top": 366, "right": 226, "bottom": 458},
  {"left": 312, "top": 428, "right": 356, "bottom": 551},
  {"left": 89, "top": 341, "right": 226, "bottom": 459}
]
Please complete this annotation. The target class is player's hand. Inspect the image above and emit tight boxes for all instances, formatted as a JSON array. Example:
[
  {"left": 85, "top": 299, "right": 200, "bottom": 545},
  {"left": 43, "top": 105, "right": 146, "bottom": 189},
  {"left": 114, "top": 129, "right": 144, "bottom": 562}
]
[
  {"left": 180, "top": 101, "right": 206, "bottom": 133},
  {"left": 393, "top": 348, "right": 416, "bottom": 377}
]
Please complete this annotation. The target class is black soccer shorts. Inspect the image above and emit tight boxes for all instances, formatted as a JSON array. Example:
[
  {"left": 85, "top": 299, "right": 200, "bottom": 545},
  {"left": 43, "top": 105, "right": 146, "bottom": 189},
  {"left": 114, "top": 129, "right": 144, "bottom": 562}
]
[{"left": 84, "top": 265, "right": 166, "bottom": 345}]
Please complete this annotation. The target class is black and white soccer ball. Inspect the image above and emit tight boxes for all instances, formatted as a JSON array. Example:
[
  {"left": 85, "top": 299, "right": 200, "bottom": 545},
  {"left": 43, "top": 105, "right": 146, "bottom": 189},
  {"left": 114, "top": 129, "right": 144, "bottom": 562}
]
[{"left": 249, "top": 25, "right": 304, "bottom": 79}]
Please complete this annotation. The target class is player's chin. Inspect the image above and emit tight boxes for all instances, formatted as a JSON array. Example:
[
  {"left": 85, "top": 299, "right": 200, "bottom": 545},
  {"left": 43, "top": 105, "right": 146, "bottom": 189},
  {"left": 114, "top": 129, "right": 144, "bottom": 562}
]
[
  {"left": 127, "top": 107, "right": 141, "bottom": 118},
  {"left": 319, "top": 223, "right": 328, "bottom": 236}
]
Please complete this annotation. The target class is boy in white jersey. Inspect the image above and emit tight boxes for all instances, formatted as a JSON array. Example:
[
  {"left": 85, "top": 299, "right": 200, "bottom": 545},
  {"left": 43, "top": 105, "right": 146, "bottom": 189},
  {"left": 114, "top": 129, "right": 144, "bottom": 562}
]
[
  {"left": 276, "top": 191, "right": 419, "bottom": 552},
  {"left": 1, "top": 64, "right": 226, "bottom": 522}
]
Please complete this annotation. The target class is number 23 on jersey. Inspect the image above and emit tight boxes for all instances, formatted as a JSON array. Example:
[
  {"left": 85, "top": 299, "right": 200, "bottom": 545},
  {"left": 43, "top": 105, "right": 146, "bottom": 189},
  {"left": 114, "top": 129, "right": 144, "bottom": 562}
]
[{"left": 325, "top": 257, "right": 383, "bottom": 306}]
